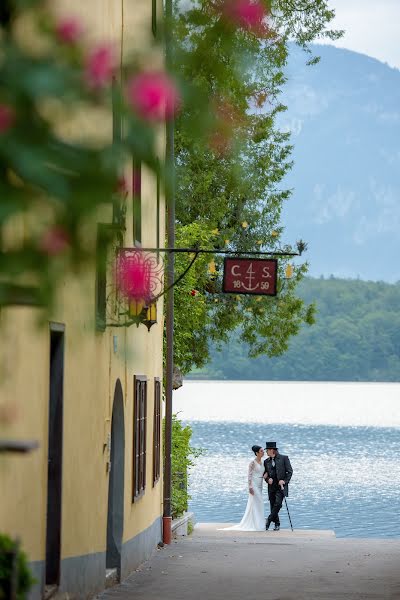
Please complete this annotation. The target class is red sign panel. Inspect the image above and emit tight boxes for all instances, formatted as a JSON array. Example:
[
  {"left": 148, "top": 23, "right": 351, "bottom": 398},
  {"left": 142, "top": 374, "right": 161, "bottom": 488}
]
[{"left": 223, "top": 258, "right": 277, "bottom": 296}]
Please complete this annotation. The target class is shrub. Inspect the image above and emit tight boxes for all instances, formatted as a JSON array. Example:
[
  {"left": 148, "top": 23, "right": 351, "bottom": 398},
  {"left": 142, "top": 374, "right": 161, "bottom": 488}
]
[
  {"left": 166, "top": 414, "right": 202, "bottom": 519},
  {"left": 0, "top": 534, "right": 35, "bottom": 600}
]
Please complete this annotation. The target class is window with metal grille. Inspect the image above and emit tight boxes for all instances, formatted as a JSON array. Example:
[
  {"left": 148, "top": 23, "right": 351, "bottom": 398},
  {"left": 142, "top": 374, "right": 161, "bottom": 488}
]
[
  {"left": 153, "top": 378, "right": 161, "bottom": 485},
  {"left": 133, "top": 375, "right": 147, "bottom": 500}
]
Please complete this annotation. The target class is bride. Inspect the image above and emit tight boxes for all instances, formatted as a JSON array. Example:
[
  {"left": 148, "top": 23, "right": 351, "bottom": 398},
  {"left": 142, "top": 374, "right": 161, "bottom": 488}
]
[{"left": 220, "top": 445, "right": 265, "bottom": 531}]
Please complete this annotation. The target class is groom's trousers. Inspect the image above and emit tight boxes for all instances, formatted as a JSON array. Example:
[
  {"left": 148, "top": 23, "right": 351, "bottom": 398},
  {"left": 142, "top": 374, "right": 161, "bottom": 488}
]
[{"left": 268, "top": 487, "right": 284, "bottom": 525}]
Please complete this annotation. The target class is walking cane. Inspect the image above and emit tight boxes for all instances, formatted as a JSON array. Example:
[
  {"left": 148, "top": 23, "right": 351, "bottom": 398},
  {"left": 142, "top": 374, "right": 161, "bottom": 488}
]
[
  {"left": 280, "top": 484, "right": 294, "bottom": 532},
  {"left": 284, "top": 497, "right": 294, "bottom": 531}
]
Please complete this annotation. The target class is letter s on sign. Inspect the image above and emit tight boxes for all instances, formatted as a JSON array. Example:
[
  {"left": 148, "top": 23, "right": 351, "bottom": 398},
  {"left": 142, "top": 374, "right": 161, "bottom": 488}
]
[{"left": 262, "top": 266, "right": 271, "bottom": 278}]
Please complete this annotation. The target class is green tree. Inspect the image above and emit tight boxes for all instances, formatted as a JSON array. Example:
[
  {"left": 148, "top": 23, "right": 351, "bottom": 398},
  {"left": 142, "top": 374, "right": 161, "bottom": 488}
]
[{"left": 172, "top": 0, "right": 341, "bottom": 374}]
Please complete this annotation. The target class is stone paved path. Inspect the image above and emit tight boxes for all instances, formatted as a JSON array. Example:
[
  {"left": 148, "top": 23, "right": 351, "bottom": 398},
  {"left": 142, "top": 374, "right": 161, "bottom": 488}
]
[{"left": 97, "top": 524, "right": 400, "bottom": 600}]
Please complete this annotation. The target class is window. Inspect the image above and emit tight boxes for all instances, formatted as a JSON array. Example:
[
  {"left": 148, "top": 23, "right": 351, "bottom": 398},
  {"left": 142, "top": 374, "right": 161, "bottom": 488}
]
[
  {"left": 132, "top": 160, "right": 142, "bottom": 244},
  {"left": 95, "top": 224, "right": 109, "bottom": 331},
  {"left": 156, "top": 161, "right": 160, "bottom": 253},
  {"left": 112, "top": 78, "right": 125, "bottom": 227},
  {"left": 153, "top": 378, "right": 161, "bottom": 485},
  {"left": 0, "top": 1, "right": 12, "bottom": 28},
  {"left": 152, "top": 0, "right": 157, "bottom": 37},
  {"left": 112, "top": 78, "right": 122, "bottom": 144},
  {"left": 133, "top": 375, "right": 147, "bottom": 500},
  {"left": 0, "top": 8, "right": 12, "bottom": 284}
]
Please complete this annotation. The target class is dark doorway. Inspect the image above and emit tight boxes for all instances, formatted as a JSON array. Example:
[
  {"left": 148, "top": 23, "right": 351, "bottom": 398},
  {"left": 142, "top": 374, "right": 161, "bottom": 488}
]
[
  {"left": 106, "top": 379, "right": 125, "bottom": 578},
  {"left": 45, "top": 325, "right": 65, "bottom": 588}
]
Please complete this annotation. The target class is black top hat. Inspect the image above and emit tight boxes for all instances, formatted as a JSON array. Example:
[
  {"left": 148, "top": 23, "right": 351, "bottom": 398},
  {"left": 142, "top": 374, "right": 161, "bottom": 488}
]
[{"left": 265, "top": 441, "right": 278, "bottom": 450}]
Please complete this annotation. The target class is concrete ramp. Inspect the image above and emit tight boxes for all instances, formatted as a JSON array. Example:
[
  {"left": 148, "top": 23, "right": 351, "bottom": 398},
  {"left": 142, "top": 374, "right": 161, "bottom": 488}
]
[{"left": 100, "top": 523, "right": 400, "bottom": 600}]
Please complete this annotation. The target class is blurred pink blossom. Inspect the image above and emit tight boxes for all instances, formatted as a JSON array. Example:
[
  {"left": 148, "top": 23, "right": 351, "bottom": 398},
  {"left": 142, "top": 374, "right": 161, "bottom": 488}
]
[
  {"left": 116, "top": 176, "right": 131, "bottom": 196},
  {"left": 56, "top": 17, "right": 84, "bottom": 44},
  {"left": 127, "top": 71, "right": 180, "bottom": 122},
  {"left": 39, "top": 227, "right": 70, "bottom": 255},
  {"left": 117, "top": 252, "right": 152, "bottom": 301},
  {"left": 85, "top": 45, "right": 115, "bottom": 89},
  {"left": 0, "top": 104, "right": 15, "bottom": 133},
  {"left": 222, "top": 0, "right": 267, "bottom": 34}
]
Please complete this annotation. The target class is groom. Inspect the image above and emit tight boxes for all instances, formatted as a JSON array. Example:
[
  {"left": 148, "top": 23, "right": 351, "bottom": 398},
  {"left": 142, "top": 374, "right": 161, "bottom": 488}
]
[{"left": 264, "top": 441, "right": 293, "bottom": 531}]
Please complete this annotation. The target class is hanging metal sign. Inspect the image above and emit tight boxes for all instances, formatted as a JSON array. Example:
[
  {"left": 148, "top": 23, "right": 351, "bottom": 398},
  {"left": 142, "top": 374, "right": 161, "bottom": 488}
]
[{"left": 222, "top": 257, "right": 278, "bottom": 296}]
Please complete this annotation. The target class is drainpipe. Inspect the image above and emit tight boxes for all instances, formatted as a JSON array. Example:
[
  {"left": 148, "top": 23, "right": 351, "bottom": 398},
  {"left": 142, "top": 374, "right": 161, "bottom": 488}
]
[{"left": 163, "top": 0, "right": 174, "bottom": 545}]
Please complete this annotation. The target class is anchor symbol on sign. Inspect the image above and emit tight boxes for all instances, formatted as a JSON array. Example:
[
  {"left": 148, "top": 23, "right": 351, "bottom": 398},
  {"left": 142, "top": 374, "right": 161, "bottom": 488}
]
[{"left": 231, "top": 263, "right": 260, "bottom": 292}]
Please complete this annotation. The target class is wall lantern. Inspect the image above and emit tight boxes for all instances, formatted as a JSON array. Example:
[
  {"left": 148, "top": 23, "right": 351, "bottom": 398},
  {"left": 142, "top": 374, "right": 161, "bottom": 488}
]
[
  {"left": 128, "top": 298, "right": 145, "bottom": 325},
  {"left": 128, "top": 298, "right": 157, "bottom": 331},
  {"left": 143, "top": 302, "right": 157, "bottom": 331}
]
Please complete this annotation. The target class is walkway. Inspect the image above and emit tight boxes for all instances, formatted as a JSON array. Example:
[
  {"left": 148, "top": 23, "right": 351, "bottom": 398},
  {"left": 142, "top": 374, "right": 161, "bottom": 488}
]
[{"left": 98, "top": 524, "right": 400, "bottom": 599}]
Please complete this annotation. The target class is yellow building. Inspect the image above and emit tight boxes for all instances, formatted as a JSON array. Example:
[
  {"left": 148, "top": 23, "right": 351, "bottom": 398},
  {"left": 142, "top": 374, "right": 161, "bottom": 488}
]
[{"left": 0, "top": 2, "right": 165, "bottom": 598}]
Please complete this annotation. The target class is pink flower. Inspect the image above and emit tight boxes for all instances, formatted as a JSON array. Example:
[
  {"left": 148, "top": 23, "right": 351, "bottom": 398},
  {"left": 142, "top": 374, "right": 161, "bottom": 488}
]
[
  {"left": 56, "top": 17, "right": 84, "bottom": 44},
  {"left": 127, "top": 71, "right": 180, "bottom": 122},
  {"left": 116, "top": 252, "right": 152, "bottom": 301},
  {"left": 39, "top": 227, "right": 70, "bottom": 255},
  {"left": 0, "top": 104, "right": 15, "bottom": 134},
  {"left": 85, "top": 45, "right": 115, "bottom": 89},
  {"left": 222, "top": 0, "right": 267, "bottom": 34},
  {"left": 116, "top": 176, "right": 130, "bottom": 196}
]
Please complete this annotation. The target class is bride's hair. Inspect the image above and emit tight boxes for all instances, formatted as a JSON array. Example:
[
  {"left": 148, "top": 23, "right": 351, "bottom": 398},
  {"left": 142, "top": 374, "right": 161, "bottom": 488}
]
[{"left": 251, "top": 445, "right": 262, "bottom": 455}]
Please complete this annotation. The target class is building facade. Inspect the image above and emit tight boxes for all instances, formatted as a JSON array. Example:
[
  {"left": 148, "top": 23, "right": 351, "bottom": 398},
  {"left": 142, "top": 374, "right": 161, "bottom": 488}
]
[{"left": 0, "top": 2, "right": 165, "bottom": 598}]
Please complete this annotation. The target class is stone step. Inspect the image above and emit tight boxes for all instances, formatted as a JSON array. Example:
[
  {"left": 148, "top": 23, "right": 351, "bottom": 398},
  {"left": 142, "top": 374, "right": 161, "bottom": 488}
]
[
  {"left": 172, "top": 511, "right": 195, "bottom": 537},
  {"left": 193, "top": 522, "right": 336, "bottom": 538}
]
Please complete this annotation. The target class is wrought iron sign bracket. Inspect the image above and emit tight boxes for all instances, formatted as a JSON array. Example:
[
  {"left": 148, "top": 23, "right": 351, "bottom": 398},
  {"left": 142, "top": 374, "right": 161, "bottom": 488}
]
[
  {"left": 137, "top": 246, "right": 302, "bottom": 300},
  {"left": 139, "top": 247, "right": 301, "bottom": 257},
  {"left": 105, "top": 244, "right": 305, "bottom": 329}
]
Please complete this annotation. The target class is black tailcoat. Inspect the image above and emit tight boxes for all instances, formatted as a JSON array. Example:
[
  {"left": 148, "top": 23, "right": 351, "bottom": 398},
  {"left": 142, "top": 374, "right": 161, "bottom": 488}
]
[{"left": 264, "top": 453, "right": 293, "bottom": 498}]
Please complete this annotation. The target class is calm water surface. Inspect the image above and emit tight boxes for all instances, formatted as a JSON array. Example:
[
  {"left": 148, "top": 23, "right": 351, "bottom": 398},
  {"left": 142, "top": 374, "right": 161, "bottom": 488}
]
[{"left": 173, "top": 381, "right": 400, "bottom": 538}]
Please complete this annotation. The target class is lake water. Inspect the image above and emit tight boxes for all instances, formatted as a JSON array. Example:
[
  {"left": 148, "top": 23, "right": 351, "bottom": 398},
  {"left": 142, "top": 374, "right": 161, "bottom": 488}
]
[{"left": 173, "top": 381, "right": 400, "bottom": 538}]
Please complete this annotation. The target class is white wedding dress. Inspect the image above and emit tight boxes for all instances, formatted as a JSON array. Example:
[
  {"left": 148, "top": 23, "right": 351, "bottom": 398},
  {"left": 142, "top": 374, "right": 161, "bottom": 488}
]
[{"left": 220, "top": 459, "right": 265, "bottom": 531}]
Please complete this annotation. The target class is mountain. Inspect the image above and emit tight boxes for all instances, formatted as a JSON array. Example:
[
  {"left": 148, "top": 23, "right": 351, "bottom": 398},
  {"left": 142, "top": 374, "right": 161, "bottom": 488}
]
[{"left": 279, "top": 44, "right": 400, "bottom": 282}]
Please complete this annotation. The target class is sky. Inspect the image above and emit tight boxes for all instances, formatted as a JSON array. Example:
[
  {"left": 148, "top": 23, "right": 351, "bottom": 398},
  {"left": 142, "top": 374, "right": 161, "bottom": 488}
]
[{"left": 321, "top": 0, "right": 400, "bottom": 69}]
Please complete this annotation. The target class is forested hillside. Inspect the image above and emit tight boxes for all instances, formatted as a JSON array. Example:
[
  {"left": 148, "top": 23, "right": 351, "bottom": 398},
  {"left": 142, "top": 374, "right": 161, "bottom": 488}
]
[{"left": 189, "top": 278, "right": 400, "bottom": 382}]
